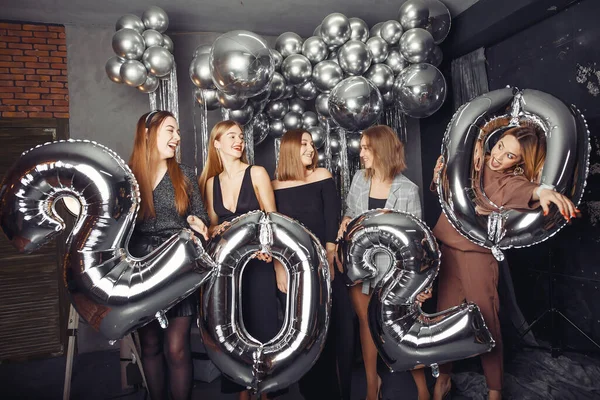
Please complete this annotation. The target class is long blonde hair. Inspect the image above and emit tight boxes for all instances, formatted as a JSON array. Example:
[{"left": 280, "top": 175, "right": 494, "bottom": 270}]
[
  {"left": 276, "top": 129, "right": 318, "bottom": 181},
  {"left": 198, "top": 120, "right": 247, "bottom": 201}
]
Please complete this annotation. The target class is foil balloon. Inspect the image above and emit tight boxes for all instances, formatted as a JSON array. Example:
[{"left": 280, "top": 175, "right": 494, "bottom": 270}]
[
  {"left": 288, "top": 98, "right": 307, "bottom": 114},
  {"left": 251, "top": 112, "right": 270, "bottom": 145},
  {"left": 339, "top": 209, "right": 495, "bottom": 372},
  {"left": 347, "top": 132, "right": 362, "bottom": 157},
  {"left": 398, "top": 0, "right": 430, "bottom": 30},
  {"left": 271, "top": 49, "right": 283, "bottom": 71},
  {"left": 0, "top": 140, "right": 216, "bottom": 340},
  {"left": 302, "top": 36, "right": 329, "bottom": 64},
  {"left": 364, "top": 63, "right": 395, "bottom": 95},
  {"left": 281, "top": 54, "right": 312, "bottom": 86},
  {"left": 349, "top": 17, "right": 370, "bottom": 43},
  {"left": 142, "top": 6, "right": 169, "bottom": 33},
  {"left": 320, "top": 13, "right": 352, "bottom": 47},
  {"left": 142, "top": 46, "right": 174, "bottom": 77},
  {"left": 115, "top": 14, "right": 145, "bottom": 34},
  {"left": 308, "top": 125, "right": 325, "bottom": 149},
  {"left": 275, "top": 32, "right": 303, "bottom": 58},
  {"left": 217, "top": 91, "right": 248, "bottom": 110},
  {"left": 423, "top": 0, "right": 452, "bottom": 44},
  {"left": 210, "top": 30, "right": 275, "bottom": 98},
  {"left": 393, "top": 63, "right": 446, "bottom": 118},
  {"left": 295, "top": 81, "right": 318, "bottom": 101},
  {"left": 112, "top": 28, "right": 145, "bottom": 60},
  {"left": 194, "top": 88, "right": 220, "bottom": 110},
  {"left": 380, "top": 20, "right": 404, "bottom": 46},
  {"left": 268, "top": 119, "right": 286, "bottom": 139},
  {"left": 189, "top": 53, "right": 215, "bottom": 89},
  {"left": 162, "top": 34, "right": 174, "bottom": 53},
  {"left": 120, "top": 59, "right": 147, "bottom": 87},
  {"left": 313, "top": 24, "right": 322, "bottom": 37},
  {"left": 328, "top": 76, "right": 383, "bottom": 131},
  {"left": 370, "top": 22, "right": 384, "bottom": 38},
  {"left": 329, "top": 130, "right": 341, "bottom": 156},
  {"left": 282, "top": 84, "right": 295, "bottom": 99},
  {"left": 106, "top": 56, "right": 125, "bottom": 83},
  {"left": 228, "top": 103, "right": 255, "bottom": 125},
  {"left": 265, "top": 99, "right": 289, "bottom": 121},
  {"left": 249, "top": 88, "right": 271, "bottom": 115},
  {"left": 436, "top": 88, "right": 591, "bottom": 260},
  {"left": 193, "top": 44, "right": 211, "bottom": 58},
  {"left": 385, "top": 48, "right": 408, "bottom": 74},
  {"left": 313, "top": 60, "right": 344, "bottom": 93},
  {"left": 269, "top": 72, "right": 287, "bottom": 100},
  {"left": 426, "top": 45, "right": 443, "bottom": 67},
  {"left": 366, "top": 37, "right": 389, "bottom": 64},
  {"left": 399, "top": 28, "right": 434, "bottom": 64},
  {"left": 137, "top": 75, "right": 159, "bottom": 93},
  {"left": 199, "top": 211, "right": 331, "bottom": 393},
  {"left": 283, "top": 111, "right": 303, "bottom": 130},
  {"left": 142, "top": 29, "right": 164, "bottom": 48},
  {"left": 315, "top": 93, "right": 331, "bottom": 116},
  {"left": 338, "top": 40, "right": 372, "bottom": 76},
  {"left": 302, "top": 111, "right": 319, "bottom": 128}
]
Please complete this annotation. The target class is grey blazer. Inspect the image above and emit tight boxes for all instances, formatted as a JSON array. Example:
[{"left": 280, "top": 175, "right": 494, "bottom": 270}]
[{"left": 343, "top": 170, "right": 423, "bottom": 294}]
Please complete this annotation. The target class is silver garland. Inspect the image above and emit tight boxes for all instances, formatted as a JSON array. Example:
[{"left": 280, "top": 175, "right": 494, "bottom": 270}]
[
  {"left": 192, "top": 89, "right": 210, "bottom": 172},
  {"left": 323, "top": 119, "right": 332, "bottom": 173},
  {"left": 274, "top": 138, "right": 281, "bottom": 172},
  {"left": 337, "top": 127, "right": 350, "bottom": 203},
  {"left": 245, "top": 121, "right": 255, "bottom": 165},
  {"left": 380, "top": 106, "right": 407, "bottom": 142}
]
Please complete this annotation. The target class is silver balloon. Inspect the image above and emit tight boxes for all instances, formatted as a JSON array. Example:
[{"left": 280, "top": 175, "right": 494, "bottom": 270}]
[
  {"left": 120, "top": 59, "right": 147, "bottom": 87},
  {"left": 312, "top": 60, "right": 344, "bottom": 93},
  {"left": 307, "top": 125, "right": 325, "bottom": 149},
  {"left": 370, "top": 22, "right": 383, "bottom": 38},
  {"left": 105, "top": 56, "right": 125, "bottom": 83},
  {"left": 112, "top": 28, "right": 145, "bottom": 60},
  {"left": 382, "top": 90, "right": 395, "bottom": 107},
  {"left": 283, "top": 111, "right": 303, "bottom": 130},
  {"left": 281, "top": 54, "right": 312, "bottom": 86},
  {"left": 217, "top": 91, "right": 248, "bottom": 109},
  {"left": 364, "top": 63, "right": 395, "bottom": 95},
  {"left": 269, "top": 72, "right": 286, "bottom": 100},
  {"left": 399, "top": 28, "right": 434, "bottom": 63},
  {"left": 162, "top": 34, "right": 174, "bottom": 53},
  {"left": 398, "top": 0, "right": 430, "bottom": 30},
  {"left": 315, "top": 93, "right": 331, "bottom": 116},
  {"left": 313, "top": 24, "right": 322, "bottom": 37},
  {"left": 249, "top": 88, "right": 271, "bottom": 115},
  {"left": 200, "top": 211, "right": 330, "bottom": 394},
  {"left": 424, "top": 0, "right": 451, "bottom": 44},
  {"left": 115, "top": 14, "right": 145, "bottom": 34},
  {"left": 366, "top": 36, "right": 389, "bottom": 64},
  {"left": 437, "top": 88, "right": 590, "bottom": 259},
  {"left": 393, "top": 63, "right": 446, "bottom": 118},
  {"left": 426, "top": 45, "right": 443, "bottom": 67},
  {"left": 295, "top": 81, "right": 318, "bottom": 100},
  {"left": 302, "top": 111, "right": 318, "bottom": 128},
  {"left": 251, "top": 113, "right": 270, "bottom": 145},
  {"left": 329, "top": 130, "right": 340, "bottom": 155},
  {"left": 275, "top": 32, "right": 303, "bottom": 58},
  {"left": 269, "top": 119, "right": 285, "bottom": 139},
  {"left": 271, "top": 49, "right": 283, "bottom": 71},
  {"left": 143, "top": 46, "right": 174, "bottom": 77},
  {"left": 340, "top": 209, "right": 495, "bottom": 372},
  {"left": 189, "top": 53, "right": 214, "bottom": 89},
  {"left": 210, "top": 30, "right": 274, "bottom": 98},
  {"left": 302, "top": 36, "right": 329, "bottom": 64},
  {"left": 228, "top": 103, "right": 255, "bottom": 125},
  {"left": 385, "top": 48, "right": 408, "bottom": 74},
  {"left": 320, "top": 13, "right": 352, "bottom": 47},
  {"left": 282, "top": 84, "right": 295, "bottom": 99},
  {"left": 142, "top": 6, "right": 169, "bottom": 33},
  {"left": 380, "top": 20, "right": 404, "bottom": 45},
  {"left": 288, "top": 98, "right": 306, "bottom": 114},
  {"left": 137, "top": 74, "right": 159, "bottom": 93},
  {"left": 347, "top": 132, "right": 361, "bottom": 156},
  {"left": 0, "top": 140, "right": 216, "bottom": 340},
  {"left": 338, "top": 40, "right": 372, "bottom": 76},
  {"left": 265, "top": 99, "right": 289, "bottom": 120},
  {"left": 349, "top": 17, "right": 369, "bottom": 42},
  {"left": 193, "top": 44, "right": 211, "bottom": 58},
  {"left": 142, "top": 29, "right": 164, "bottom": 48},
  {"left": 328, "top": 76, "right": 383, "bottom": 131},
  {"left": 194, "top": 88, "right": 220, "bottom": 110}
]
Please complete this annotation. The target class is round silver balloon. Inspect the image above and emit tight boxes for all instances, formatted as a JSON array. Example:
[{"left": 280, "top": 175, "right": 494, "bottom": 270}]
[
  {"left": 281, "top": 54, "right": 312, "bottom": 86},
  {"left": 120, "top": 59, "right": 147, "bottom": 87},
  {"left": 398, "top": 0, "right": 430, "bottom": 30},
  {"left": 189, "top": 53, "right": 214, "bottom": 89},
  {"left": 313, "top": 24, "right": 322, "bottom": 37},
  {"left": 364, "top": 63, "right": 395, "bottom": 94},
  {"left": 393, "top": 63, "right": 446, "bottom": 118},
  {"left": 265, "top": 99, "right": 289, "bottom": 120},
  {"left": 366, "top": 36, "right": 389, "bottom": 64},
  {"left": 283, "top": 111, "right": 303, "bottom": 130},
  {"left": 302, "top": 36, "right": 329, "bottom": 64},
  {"left": 251, "top": 113, "right": 270, "bottom": 145},
  {"left": 162, "top": 34, "right": 174, "bottom": 53},
  {"left": 142, "top": 46, "right": 174, "bottom": 77},
  {"left": 329, "top": 130, "right": 340, "bottom": 155},
  {"left": 399, "top": 28, "right": 434, "bottom": 63},
  {"left": 347, "top": 132, "right": 362, "bottom": 156},
  {"left": 271, "top": 49, "right": 283, "bottom": 71},
  {"left": 370, "top": 22, "right": 383, "bottom": 38},
  {"left": 288, "top": 98, "right": 306, "bottom": 114},
  {"left": 142, "top": 6, "right": 169, "bottom": 33},
  {"left": 217, "top": 91, "right": 248, "bottom": 109},
  {"left": 115, "top": 14, "right": 145, "bottom": 34},
  {"left": 424, "top": 0, "right": 451, "bottom": 44},
  {"left": 193, "top": 44, "right": 211, "bottom": 58},
  {"left": 275, "top": 32, "right": 303, "bottom": 58},
  {"left": 312, "top": 60, "right": 344, "bottom": 93},
  {"left": 382, "top": 90, "right": 395, "bottom": 107},
  {"left": 317, "top": 151, "right": 326, "bottom": 167},
  {"left": 327, "top": 49, "right": 340, "bottom": 64},
  {"left": 269, "top": 72, "right": 286, "bottom": 100},
  {"left": 249, "top": 88, "right": 271, "bottom": 114},
  {"left": 302, "top": 111, "right": 318, "bottom": 128},
  {"left": 426, "top": 45, "right": 443, "bottom": 67},
  {"left": 194, "top": 88, "right": 220, "bottom": 110},
  {"left": 315, "top": 92, "right": 331, "bottom": 116},
  {"left": 338, "top": 40, "right": 372, "bottom": 76},
  {"left": 380, "top": 20, "right": 404, "bottom": 45},
  {"left": 228, "top": 104, "right": 255, "bottom": 125},
  {"left": 269, "top": 119, "right": 285, "bottom": 139},
  {"left": 105, "top": 56, "right": 125, "bottom": 83},
  {"left": 210, "top": 30, "right": 274, "bottom": 98},
  {"left": 307, "top": 125, "right": 325, "bottom": 149},
  {"left": 328, "top": 76, "right": 383, "bottom": 131},
  {"left": 142, "top": 29, "right": 164, "bottom": 48},
  {"left": 340, "top": 209, "right": 495, "bottom": 372},
  {"left": 112, "top": 28, "right": 145, "bottom": 60},
  {"left": 320, "top": 13, "right": 352, "bottom": 47},
  {"left": 349, "top": 17, "right": 370, "bottom": 42},
  {"left": 296, "top": 81, "right": 318, "bottom": 101},
  {"left": 137, "top": 74, "right": 159, "bottom": 93},
  {"left": 0, "top": 140, "right": 216, "bottom": 340},
  {"left": 282, "top": 84, "right": 295, "bottom": 99},
  {"left": 385, "top": 48, "right": 408, "bottom": 74}
]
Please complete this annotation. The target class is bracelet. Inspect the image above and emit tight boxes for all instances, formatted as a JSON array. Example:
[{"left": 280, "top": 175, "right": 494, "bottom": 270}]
[{"left": 535, "top": 183, "right": 555, "bottom": 198}]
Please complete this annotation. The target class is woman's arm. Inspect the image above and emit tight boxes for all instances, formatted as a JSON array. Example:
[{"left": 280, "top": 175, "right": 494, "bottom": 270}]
[
  {"left": 531, "top": 186, "right": 578, "bottom": 220},
  {"left": 320, "top": 171, "right": 343, "bottom": 275},
  {"left": 205, "top": 177, "right": 226, "bottom": 237},
  {"left": 338, "top": 170, "right": 361, "bottom": 239}
]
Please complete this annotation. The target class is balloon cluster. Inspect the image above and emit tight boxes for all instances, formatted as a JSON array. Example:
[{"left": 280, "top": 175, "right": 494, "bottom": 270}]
[{"left": 105, "top": 6, "right": 175, "bottom": 93}]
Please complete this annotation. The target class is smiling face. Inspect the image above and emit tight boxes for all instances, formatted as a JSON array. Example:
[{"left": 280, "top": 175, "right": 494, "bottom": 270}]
[
  {"left": 488, "top": 134, "right": 523, "bottom": 172},
  {"left": 359, "top": 136, "right": 374, "bottom": 169},
  {"left": 300, "top": 132, "right": 315, "bottom": 167},
  {"left": 155, "top": 116, "right": 180, "bottom": 160},
  {"left": 215, "top": 125, "right": 245, "bottom": 159}
]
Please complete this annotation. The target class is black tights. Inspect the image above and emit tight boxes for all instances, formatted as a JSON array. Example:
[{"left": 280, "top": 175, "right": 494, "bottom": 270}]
[{"left": 138, "top": 316, "right": 193, "bottom": 400}]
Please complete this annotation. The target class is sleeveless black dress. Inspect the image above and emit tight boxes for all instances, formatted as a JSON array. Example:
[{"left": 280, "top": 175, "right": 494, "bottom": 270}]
[{"left": 214, "top": 166, "right": 281, "bottom": 394}]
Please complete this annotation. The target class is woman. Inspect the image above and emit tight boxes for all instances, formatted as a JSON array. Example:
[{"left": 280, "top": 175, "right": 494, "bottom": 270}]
[
  {"left": 338, "top": 125, "right": 431, "bottom": 400},
  {"left": 272, "top": 129, "right": 354, "bottom": 400},
  {"left": 128, "top": 110, "right": 210, "bottom": 400},
  {"left": 198, "top": 120, "right": 282, "bottom": 400},
  {"left": 431, "top": 125, "right": 578, "bottom": 400}
]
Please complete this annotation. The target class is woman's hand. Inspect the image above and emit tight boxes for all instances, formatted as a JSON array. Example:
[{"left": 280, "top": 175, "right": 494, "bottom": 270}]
[
  {"left": 416, "top": 287, "right": 433, "bottom": 306},
  {"left": 538, "top": 189, "right": 579, "bottom": 221},
  {"left": 187, "top": 216, "right": 209, "bottom": 241},
  {"left": 337, "top": 217, "right": 351, "bottom": 241},
  {"left": 274, "top": 260, "right": 288, "bottom": 293},
  {"left": 254, "top": 250, "right": 272, "bottom": 263},
  {"left": 208, "top": 221, "right": 230, "bottom": 238}
]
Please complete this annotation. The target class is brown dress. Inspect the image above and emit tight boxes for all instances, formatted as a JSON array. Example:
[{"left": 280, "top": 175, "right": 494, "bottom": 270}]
[{"left": 433, "top": 165, "right": 538, "bottom": 390}]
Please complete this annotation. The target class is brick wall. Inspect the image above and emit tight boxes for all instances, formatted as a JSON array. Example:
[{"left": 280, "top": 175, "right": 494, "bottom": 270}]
[{"left": 0, "top": 22, "right": 68, "bottom": 118}]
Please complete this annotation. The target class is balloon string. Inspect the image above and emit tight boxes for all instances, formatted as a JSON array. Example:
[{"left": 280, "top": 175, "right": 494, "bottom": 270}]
[
  {"left": 338, "top": 127, "right": 350, "bottom": 204},
  {"left": 245, "top": 121, "right": 255, "bottom": 165},
  {"left": 274, "top": 138, "right": 281, "bottom": 172}
]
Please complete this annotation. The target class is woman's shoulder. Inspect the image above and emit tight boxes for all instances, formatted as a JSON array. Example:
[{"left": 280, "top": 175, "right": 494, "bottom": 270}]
[
  {"left": 394, "top": 173, "right": 418, "bottom": 190},
  {"left": 351, "top": 169, "right": 367, "bottom": 183},
  {"left": 311, "top": 167, "right": 332, "bottom": 181},
  {"left": 249, "top": 165, "right": 271, "bottom": 183}
]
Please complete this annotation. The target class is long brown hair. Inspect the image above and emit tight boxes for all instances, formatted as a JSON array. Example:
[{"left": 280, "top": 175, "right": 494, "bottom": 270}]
[
  {"left": 276, "top": 129, "right": 318, "bottom": 181},
  {"left": 198, "top": 120, "right": 246, "bottom": 201},
  {"left": 129, "top": 111, "right": 190, "bottom": 220},
  {"left": 501, "top": 126, "right": 546, "bottom": 181},
  {"left": 361, "top": 125, "right": 407, "bottom": 180}
]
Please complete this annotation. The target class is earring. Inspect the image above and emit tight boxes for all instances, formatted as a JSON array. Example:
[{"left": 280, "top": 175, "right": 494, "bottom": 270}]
[{"left": 513, "top": 165, "right": 524, "bottom": 176}]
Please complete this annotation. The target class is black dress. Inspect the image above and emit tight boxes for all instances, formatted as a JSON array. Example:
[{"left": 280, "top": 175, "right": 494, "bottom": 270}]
[
  {"left": 215, "top": 166, "right": 281, "bottom": 394},
  {"left": 129, "top": 164, "right": 209, "bottom": 318},
  {"left": 274, "top": 177, "right": 355, "bottom": 400}
]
